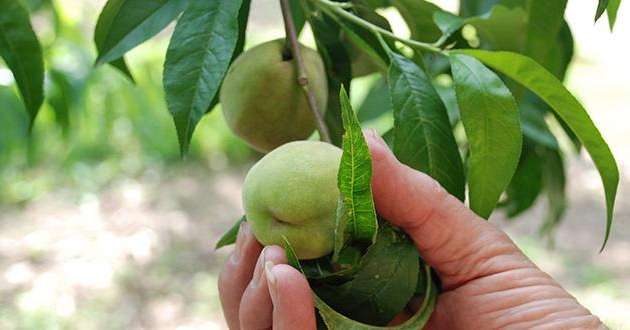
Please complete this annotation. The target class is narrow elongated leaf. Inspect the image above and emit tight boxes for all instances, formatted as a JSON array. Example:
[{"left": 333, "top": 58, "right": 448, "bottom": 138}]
[
  {"left": 205, "top": 0, "right": 252, "bottom": 114},
  {"left": 95, "top": 0, "right": 189, "bottom": 65},
  {"left": 519, "top": 102, "right": 559, "bottom": 150},
  {"left": 164, "top": 0, "right": 244, "bottom": 155},
  {"left": 504, "top": 142, "right": 543, "bottom": 217},
  {"left": 48, "top": 70, "right": 76, "bottom": 135},
  {"left": 215, "top": 216, "right": 245, "bottom": 250},
  {"left": 338, "top": 87, "right": 378, "bottom": 243},
  {"left": 539, "top": 149, "right": 567, "bottom": 240},
  {"left": 289, "top": 0, "right": 306, "bottom": 34},
  {"left": 0, "top": 0, "right": 44, "bottom": 126},
  {"left": 388, "top": 54, "right": 465, "bottom": 200},
  {"left": 524, "top": 0, "right": 567, "bottom": 66},
  {"left": 357, "top": 78, "right": 391, "bottom": 123},
  {"left": 595, "top": 0, "right": 609, "bottom": 21},
  {"left": 449, "top": 54, "right": 522, "bottom": 218},
  {"left": 457, "top": 49, "right": 619, "bottom": 248},
  {"left": 315, "top": 225, "right": 419, "bottom": 325},
  {"left": 332, "top": 197, "right": 347, "bottom": 261},
  {"left": 607, "top": 0, "right": 622, "bottom": 30}
]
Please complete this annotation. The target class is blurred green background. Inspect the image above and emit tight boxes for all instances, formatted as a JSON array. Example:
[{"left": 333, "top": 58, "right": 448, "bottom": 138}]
[{"left": 0, "top": 0, "right": 629, "bottom": 329}]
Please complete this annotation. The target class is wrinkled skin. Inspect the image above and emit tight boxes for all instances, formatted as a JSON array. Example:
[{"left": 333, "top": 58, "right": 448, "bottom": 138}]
[
  {"left": 242, "top": 141, "right": 342, "bottom": 260},
  {"left": 220, "top": 40, "right": 328, "bottom": 152}
]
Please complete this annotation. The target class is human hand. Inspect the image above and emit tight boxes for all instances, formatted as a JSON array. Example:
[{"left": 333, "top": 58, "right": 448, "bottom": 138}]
[{"left": 218, "top": 129, "right": 605, "bottom": 329}]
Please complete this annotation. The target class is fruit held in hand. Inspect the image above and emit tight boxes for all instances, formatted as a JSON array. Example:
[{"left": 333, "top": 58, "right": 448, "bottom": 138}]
[
  {"left": 220, "top": 39, "right": 328, "bottom": 152},
  {"left": 243, "top": 141, "right": 342, "bottom": 259}
]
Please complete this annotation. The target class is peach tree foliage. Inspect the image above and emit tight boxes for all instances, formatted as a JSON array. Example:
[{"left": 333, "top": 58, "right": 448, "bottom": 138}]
[{"left": 0, "top": 0, "right": 623, "bottom": 328}]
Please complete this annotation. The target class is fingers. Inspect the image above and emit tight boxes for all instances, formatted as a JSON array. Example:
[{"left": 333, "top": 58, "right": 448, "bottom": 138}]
[
  {"left": 238, "top": 246, "right": 287, "bottom": 329},
  {"left": 266, "top": 264, "right": 317, "bottom": 330},
  {"left": 364, "top": 129, "right": 532, "bottom": 288},
  {"left": 218, "top": 222, "right": 262, "bottom": 330}
]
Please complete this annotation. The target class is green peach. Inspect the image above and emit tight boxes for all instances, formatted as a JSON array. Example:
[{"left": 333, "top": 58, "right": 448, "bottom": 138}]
[
  {"left": 242, "top": 141, "right": 342, "bottom": 260},
  {"left": 220, "top": 39, "right": 328, "bottom": 153}
]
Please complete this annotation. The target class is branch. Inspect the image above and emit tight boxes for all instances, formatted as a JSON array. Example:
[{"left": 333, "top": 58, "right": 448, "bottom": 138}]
[
  {"left": 313, "top": 0, "right": 442, "bottom": 54},
  {"left": 279, "top": 0, "right": 332, "bottom": 143}
]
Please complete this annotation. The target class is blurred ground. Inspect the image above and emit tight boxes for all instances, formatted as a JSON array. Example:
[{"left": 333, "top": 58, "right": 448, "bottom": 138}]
[{"left": 1, "top": 0, "right": 629, "bottom": 329}]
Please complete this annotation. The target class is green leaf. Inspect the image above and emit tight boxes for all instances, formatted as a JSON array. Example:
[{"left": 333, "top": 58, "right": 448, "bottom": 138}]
[
  {"left": 0, "top": 0, "right": 44, "bottom": 127},
  {"left": 504, "top": 142, "right": 543, "bottom": 217},
  {"left": 163, "top": 0, "right": 244, "bottom": 155},
  {"left": 519, "top": 101, "right": 559, "bottom": 150},
  {"left": 290, "top": 0, "right": 306, "bottom": 34},
  {"left": 449, "top": 54, "right": 522, "bottom": 218},
  {"left": 465, "top": 3, "right": 528, "bottom": 52},
  {"left": 215, "top": 216, "right": 245, "bottom": 250},
  {"left": 357, "top": 77, "right": 391, "bottom": 123},
  {"left": 595, "top": 0, "right": 609, "bottom": 22},
  {"left": 332, "top": 196, "right": 348, "bottom": 262},
  {"left": 457, "top": 49, "right": 619, "bottom": 249},
  {"left": 283, "top": 226, "right": 437, "bottom": 329},
  {"left": 338, "top": 87, "right": 378, "bottom": 243},
  {"left": 392, "top": 0, "right": 443, "bottom": 43},
  {"left": 607, "top": 0, "right": 622, "bottom": 30},
  {"left": 433, "top": 10, "right": 465, "bottom": 41},
  {"left": 94, "top": 0, "right": 189, "bottom": 66},
  {"left": 388, "top": 53, "right": 466, "bottom": 201},
  {"left": 314, "top": 265, "right": 437, "bottom": 330},
  {"left": 538, "top": 149, "right": 567, "bottom": 241},
  {"left": 523, "top": 0, "right": 567, "bottom": 66},
  {"left": 315, "top": 225, "right": 419, "bottom": 325},
  {"left": 459, "top": 0, "right": 501, "bottom": 17},
  {"left": 108, "top": 58, "right": 135, "bottom": 82},
  {"left": 47, "top": 69, "right": 76, "bottom": 135},
  {"left": 310, "top": 14, "right": 352, "bottom": 146},
  {"left": 205, "top": 0, "right": 252, "bottom": 114}
]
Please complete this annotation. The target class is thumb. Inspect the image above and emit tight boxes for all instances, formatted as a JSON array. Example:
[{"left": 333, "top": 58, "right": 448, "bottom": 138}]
[{"left": 364, "top": 129, "right": 532, "bottom": 289}]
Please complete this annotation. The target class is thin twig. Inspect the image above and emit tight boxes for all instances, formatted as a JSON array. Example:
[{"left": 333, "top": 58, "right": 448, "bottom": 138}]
[{"left": 279, "top": 0, "right": 332, "bottom": 143}]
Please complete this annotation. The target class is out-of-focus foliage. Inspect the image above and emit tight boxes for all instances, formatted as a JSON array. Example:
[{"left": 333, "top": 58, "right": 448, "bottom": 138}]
[{"left": 0, "top": 0, "right": 254, "bottom": 205}]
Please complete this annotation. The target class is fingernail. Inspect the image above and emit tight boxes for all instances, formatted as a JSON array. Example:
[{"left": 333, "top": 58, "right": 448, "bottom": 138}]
[
  {"left": 265, "top": 261, "right": 277, "bottom": 301},
  {"left": 231, "top": 222, "right": 249, "bottom": 264},
  {"left": 252, "top": 247, "right": 268, "bottom": 286}
]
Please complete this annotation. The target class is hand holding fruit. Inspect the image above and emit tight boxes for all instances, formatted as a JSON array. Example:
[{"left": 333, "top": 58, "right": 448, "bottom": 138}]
[{"left": 218, "top": 130, "right": 604, "bottom": 329}]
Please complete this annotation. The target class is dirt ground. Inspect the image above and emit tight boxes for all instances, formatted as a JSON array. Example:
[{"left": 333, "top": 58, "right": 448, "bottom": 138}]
[{"left": 0, "top": 152, "right": 628, "bottom": 329}]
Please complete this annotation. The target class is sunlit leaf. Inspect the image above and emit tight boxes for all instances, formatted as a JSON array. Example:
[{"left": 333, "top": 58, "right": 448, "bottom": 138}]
[
  {"left": 338, "top": 87, "right": 378, "bottom": 243},
  {"left": 389, "top": 53, "right": 466, "bottom": 200},
  {"left": 163, "top": 0, "right": 245, "bottom": 155},
  {"left": 94, "top": 0, "right": 189, "bottom": 66},
  {"left": 449, "top": 54, "right": 522, "bottom": 218},
  {"left": 457, "top": 49, "right": 619, "bottom": 249}
]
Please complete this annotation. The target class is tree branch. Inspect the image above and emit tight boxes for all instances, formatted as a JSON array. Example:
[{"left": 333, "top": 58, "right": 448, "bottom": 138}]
[{"left": 279, "top": 0, "right": 331, "bottom": 143}]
